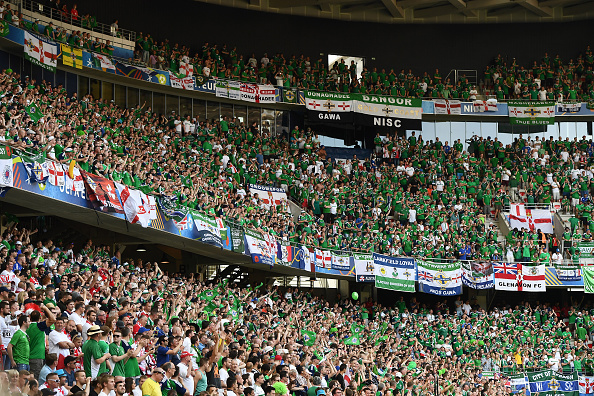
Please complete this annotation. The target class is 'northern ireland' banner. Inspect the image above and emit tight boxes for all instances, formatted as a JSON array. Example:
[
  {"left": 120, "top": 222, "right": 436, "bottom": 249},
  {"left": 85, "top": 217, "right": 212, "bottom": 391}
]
[
  {"left": 373, "top": 253, "right": 415, "bottom": 292},
  {"left": 508, "top": 101, "right": 555, "bottom": 125},
  {"left": 352, "top": 94, "right": 422, "bottom": 130},
  {"left": 461, "top": 260, "right": 494, "bottom": 289},
  {"left": 417, "top": 260, "right": 462, "bottom": 296},
  {"left": 494, "top": 262, "right": 546, "bottom": 292}
]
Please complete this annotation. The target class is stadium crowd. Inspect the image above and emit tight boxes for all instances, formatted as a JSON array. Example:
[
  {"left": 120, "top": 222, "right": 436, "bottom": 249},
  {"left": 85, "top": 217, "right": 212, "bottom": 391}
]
[
  {"left": 1, "top": 220, "right": 594, "bottom": 396},
  {"left": 1, "top": 68, "right": 594, "bottom": 261}
]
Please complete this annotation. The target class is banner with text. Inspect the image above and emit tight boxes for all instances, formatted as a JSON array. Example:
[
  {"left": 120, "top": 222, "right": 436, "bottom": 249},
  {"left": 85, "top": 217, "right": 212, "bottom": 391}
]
[
  {"left": 373, "top": 253, "right": 416, "bottom": 292},
  {"left": 417, "top": 260, "right": 462, "bottom": 296}
]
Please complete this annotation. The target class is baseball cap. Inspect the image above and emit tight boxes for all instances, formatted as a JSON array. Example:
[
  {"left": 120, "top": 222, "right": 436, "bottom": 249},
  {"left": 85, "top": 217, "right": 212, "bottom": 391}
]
[{"left": 317, "top": 390, "right": 326, "bottom": 396}]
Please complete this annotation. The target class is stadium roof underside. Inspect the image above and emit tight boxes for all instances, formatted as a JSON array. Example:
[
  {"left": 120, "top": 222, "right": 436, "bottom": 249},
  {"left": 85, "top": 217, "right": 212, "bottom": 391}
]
[{"left": 194, "top": 0, "right": 594, "bottom": 23}]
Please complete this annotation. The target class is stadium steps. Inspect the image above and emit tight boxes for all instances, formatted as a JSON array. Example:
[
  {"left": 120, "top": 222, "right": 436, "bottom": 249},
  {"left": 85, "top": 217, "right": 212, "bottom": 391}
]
[{"left": 208, "top": 264, "right": 250, "bottom": 287}]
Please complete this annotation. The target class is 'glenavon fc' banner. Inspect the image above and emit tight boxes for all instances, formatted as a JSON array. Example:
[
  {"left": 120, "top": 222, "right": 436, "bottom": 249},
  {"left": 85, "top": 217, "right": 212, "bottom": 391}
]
[
  {"left": 494, "top": 262, "right": 546, "bottom": 292},
  {"left": 508, "top": 101, "right": 555, "bottom": 125},
  {"left": 305, "top": 91, "right": 354, "bottom": 124},
  {"left": 351, "top": 94, "right": 422, "bottom": 130}
]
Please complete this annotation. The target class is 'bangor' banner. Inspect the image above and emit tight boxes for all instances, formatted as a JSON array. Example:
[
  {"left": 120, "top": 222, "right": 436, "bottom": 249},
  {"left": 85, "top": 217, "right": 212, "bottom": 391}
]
[
  {"left": 354, "top": 253, "right": 374, "bottom": 282},
  {"left": 528, "top": 370, "right": 578, "bottom": 396},
  {"left": 508, "top": 101, "right": 555, "bottom": 125},
  {"left": 373, "top": 253, "right": 416, "bottom": 292},
  {"left": 351, "top": 94, "right": 422, "bottom": 130},
  {"left": 417, "top": 260, "right": 462, "bottom": 296}
]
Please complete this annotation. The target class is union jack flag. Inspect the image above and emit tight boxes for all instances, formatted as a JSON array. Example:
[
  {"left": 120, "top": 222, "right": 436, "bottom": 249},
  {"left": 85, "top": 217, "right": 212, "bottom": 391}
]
[
  {"left": 493, "top": 262, "right": 517, "bottom": 275},
  {"left": 418, "top": 271, "right": 433, "bottom": 282}
]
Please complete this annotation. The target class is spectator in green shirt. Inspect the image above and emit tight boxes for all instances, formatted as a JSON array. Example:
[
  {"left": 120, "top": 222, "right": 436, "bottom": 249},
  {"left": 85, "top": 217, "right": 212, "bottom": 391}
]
[{"left": 8, "top": 315, "right": 30, "bottom": 371}]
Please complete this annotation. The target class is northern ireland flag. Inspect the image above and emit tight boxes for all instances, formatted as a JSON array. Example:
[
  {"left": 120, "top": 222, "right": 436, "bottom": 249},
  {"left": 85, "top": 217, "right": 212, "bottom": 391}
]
[
  {"left": 579, "top": 376, "right": 594, "bottom": 395},
  {"left": 494, "top": 262, "right": 546, "bottom": 292},
  {"left": 173, "top": 213, "right": 191, "bottom": 231},
  {"left": 473, "top": 99, "right": 498, "bottom": 112},
  {"left": 179, "top": 61, "right": 194, "bottom": 77},
  {"left": 434, "top": 99, "right": 461, "bottom": 115},
  {"left": 47, "top": 161, "right": 65, "bottom": 186},
  {"left": 24, "top": 31, "right": 57, "bottom": 72},
  {"left": 509, "top": 205, "right": 553, "bottom": 233},
  {"left": 315, "top": 249, "right": 332, "bottom": 269}
]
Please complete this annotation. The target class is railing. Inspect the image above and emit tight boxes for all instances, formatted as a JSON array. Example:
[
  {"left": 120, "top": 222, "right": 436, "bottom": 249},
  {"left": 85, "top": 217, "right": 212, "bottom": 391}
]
[{"left": 10, "top": 0, "right": 135, "bottom": 45}]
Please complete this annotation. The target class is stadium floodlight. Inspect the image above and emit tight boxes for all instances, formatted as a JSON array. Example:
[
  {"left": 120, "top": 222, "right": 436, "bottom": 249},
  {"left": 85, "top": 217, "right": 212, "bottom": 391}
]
[{"left": 136, "top": 244, "right": 147, "bottom": 252}]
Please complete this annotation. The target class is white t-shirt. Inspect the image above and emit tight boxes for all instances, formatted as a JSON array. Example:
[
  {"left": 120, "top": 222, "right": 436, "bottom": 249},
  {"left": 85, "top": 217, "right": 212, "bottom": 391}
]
[
  {"left": 49, "top": 330, "right": 70, "bottom": 357},
  {"left": 435, "top": 180, "right": 444, "bottom": 192},
  {"left": 254, "top": 385, "right": 265, "bottom": 396},
  {"left": 69, "top": 312, "right": 84, "bottom": 328},
  {"left": 178, "top": 362, "right": 194, "bottom": 393},
  {"left": 219, "top": 368, "right": 229, "bottom": 387},
  {"left": 0, "top": 315, "right": 16, "bottom": 348}
]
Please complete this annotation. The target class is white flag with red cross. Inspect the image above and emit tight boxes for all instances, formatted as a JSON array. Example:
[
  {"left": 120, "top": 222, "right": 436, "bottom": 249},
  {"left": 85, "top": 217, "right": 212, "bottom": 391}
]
[
  {"left": 24, "top": 31, "right": 57, "bottom": 72},
  {"left": 509, "top": 204, "right": 553, "bottom": 233}
]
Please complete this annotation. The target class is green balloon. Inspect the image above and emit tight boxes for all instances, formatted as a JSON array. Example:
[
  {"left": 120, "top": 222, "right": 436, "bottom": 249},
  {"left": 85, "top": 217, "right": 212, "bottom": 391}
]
[
  {"left": 407, "top": 361, "right": 417, "bottom": 370},
  {"left": 352, "top": 292, "right": 359, "bottom": 300}
]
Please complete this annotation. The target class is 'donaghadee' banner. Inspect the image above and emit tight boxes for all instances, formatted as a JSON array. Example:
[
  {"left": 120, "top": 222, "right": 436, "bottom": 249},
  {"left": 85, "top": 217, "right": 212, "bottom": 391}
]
[
  {"left": 304, "top": 91, "right": 422, "bottom": 129},
  {"left": 508, "top": 101, "right": 555, "bottom": 125},
  {"left": 373, "top": 253, "right": 415, "bottom": 292},
  {"left": 240, "top": 83, "right": 276, "bottom": 104},
  {"left": 304, "top": 91, "right": 354, "bottom": 124}
]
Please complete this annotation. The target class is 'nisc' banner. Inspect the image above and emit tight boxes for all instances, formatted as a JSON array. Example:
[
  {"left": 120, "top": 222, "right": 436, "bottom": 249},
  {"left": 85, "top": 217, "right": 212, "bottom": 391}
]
[
  {"left": 354, "top": 253, "right": 374, "bottom": 282},
  {"left": 417, "top": 259, "right": 462, "bottom": 296},
  {"left": 373, "top": 253, "right": 416, "bottom": 292},
  {"left": 528, "top": 370, "right": 578, "bottom": 396},
  {"left": 351, "top": 94, "right": 422, "bottom": 130},
  {"left": 508, "top": 101, "right": 555, "bottom": 125}
]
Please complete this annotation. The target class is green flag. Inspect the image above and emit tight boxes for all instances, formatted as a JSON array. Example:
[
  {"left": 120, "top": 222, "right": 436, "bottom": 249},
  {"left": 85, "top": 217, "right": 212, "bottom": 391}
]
[
  {"left": 0, "top": 21, "right": 9, "bottom": 37},
  {"left": 508, "top": 101, "right": 555, "bottom": 125},
  {"left": 583, "top": 267, "right": 594, "bottom": 293},
  {"left": 343, "top": 335, "right": 361, "bottom": 345},
  {"left": 201, "top": 289, "right": 219, "bottom": 301},
  {"left": 204, "top": 301, "right": 218, "bottom": 313},
  {"left": 25, "top": 103, "right": 43, "bottom": 122},
  {"left": 351, "top": 323, "right": 364, "bottom": 335},
  {"left": 301, "top": 329, "right": 316, "bottom": 346},
  {"left": 283, "top": 89, "right": 297, "bottom": 103}
]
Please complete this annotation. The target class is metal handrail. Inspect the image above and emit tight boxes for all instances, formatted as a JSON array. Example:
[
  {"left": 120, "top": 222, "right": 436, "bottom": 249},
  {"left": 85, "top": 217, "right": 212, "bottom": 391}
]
[{"left": 11, "top": 0, "right": 135, "bottom": 44}]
